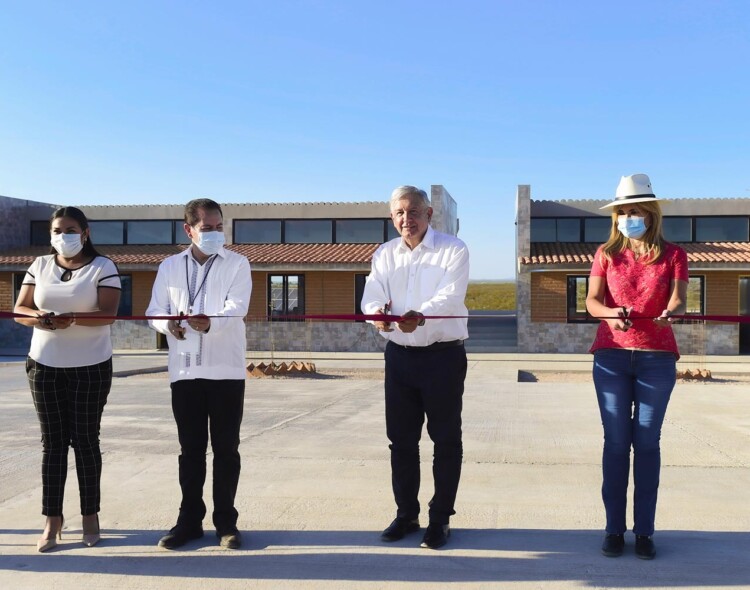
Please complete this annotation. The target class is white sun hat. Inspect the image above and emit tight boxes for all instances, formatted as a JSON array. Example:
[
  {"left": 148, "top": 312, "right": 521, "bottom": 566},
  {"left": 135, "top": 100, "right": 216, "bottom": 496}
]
[{"left": 600, "top": 173, "right": 662, "bottom": 209}]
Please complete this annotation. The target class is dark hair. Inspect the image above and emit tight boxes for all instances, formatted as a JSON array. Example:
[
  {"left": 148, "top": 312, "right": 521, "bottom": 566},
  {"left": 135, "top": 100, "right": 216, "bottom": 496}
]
[
  {"left": 48, "top": 206, "right": 101, "bottom": 258},
  {"left": 184, "top": 198, "right": 223, "bottom": 226}
]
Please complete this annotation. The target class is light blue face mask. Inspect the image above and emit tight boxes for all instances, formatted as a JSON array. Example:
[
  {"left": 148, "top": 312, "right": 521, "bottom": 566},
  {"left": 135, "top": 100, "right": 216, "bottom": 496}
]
[
  {"left": 617, "top": 216, "right": 647, "bottom": 239},
  {"left": 195, "top": 231, "right": 225, "bottom": 255}
]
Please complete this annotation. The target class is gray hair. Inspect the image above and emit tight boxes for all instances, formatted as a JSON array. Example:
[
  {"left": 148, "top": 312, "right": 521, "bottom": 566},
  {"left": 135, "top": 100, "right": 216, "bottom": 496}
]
[{"left": 390, "top": 185, "right": 430, "bottom": 209}]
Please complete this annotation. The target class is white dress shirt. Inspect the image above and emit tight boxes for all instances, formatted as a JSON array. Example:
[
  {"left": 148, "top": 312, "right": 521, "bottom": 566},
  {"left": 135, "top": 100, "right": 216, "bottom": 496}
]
[
  {"left": 361, "top": 226, "right": 470, "bottom": 346},
  {"left": 147, "top": 247, "right": 252, "bottom": 383}
]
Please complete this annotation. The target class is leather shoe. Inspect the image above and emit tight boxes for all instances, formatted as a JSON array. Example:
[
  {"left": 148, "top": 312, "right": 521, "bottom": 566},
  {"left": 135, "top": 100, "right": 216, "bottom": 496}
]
[
  {"left": 635, "top": 535, "right": 656, "bottom": 559},
  {"left": 218, "top": 528, "right": 242, "bottom": 549},
  {"left": 380, "top": 517, "right": 420, "bottom": 542},
  {"left": 420, "top": 522, "right": 450, "bottom": 549},
  {"left": 601, "top": 533, "right": 625, "bottom": 557},
  {"left": 158, "top": 524, "right": 204, "bottom": 550}
]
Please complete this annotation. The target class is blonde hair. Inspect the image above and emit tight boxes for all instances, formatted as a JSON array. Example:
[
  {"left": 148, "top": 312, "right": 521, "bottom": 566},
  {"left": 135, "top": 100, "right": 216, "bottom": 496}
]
[{"left": 601, "top": 200, "right": 665, "bottom": 264}]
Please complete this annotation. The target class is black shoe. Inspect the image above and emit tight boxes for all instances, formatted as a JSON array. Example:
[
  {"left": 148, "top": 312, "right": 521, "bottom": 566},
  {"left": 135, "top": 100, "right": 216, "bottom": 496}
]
[
  {"left": 158, "top": 524, "right": 204, "bottom": 550},
  {"left": 601, "top": 533, "right": 625, "bottom": 557},
  {"left": 380, "top": 517, "right": 420, "bottom": 542},
  {"left": 420, "top": 522, "right": 450, "bottom": 549},
  {"left": 217, "top": 527, "right": 242, "bottom": 549},
  {"left": 635, "top": 535, "right": 656, "bottom": 559}
]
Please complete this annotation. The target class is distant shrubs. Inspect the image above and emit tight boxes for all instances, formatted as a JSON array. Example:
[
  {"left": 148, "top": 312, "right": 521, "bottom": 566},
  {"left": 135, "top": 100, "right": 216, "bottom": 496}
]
[{"left": 465, "top": 281, "right": 516, "bottom": 310}]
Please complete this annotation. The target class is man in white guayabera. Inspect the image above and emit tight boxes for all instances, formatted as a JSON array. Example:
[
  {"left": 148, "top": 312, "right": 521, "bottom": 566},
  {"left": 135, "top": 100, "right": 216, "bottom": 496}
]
[{"left": 147, "top": 198, "right": 251, "bottom": 550}]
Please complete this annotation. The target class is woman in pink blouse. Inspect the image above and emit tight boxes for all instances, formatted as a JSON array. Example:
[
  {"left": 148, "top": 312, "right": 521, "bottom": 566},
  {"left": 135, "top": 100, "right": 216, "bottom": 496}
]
[{"left": 586, "top": 174, "right": 688, "bottom": 560}]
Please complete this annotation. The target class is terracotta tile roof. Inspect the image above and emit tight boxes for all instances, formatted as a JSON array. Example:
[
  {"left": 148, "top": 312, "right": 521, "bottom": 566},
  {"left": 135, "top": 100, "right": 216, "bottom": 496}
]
[
  {"left": 0, "top": 243, "right": 379, "bottom": 268},
  {"left": 521, "top": 242, "right": 750, "bottom": 267},
  {"left": 231, "top": 243, "right": 379, "bottom": 264}
]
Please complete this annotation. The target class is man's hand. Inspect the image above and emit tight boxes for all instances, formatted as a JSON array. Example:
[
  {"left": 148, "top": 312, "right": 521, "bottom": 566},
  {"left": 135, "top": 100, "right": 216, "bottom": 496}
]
[
  {"left": 187, "top": 314, "right": 211, "bottom": 334},
  {"left": 168, "top": 319, "right": 186, "bottom": 340},
  {"left": 374, "top": 306, "right": 393, "bottom": 332},
  {"left": 397, "top": 310, "right": 425, "bottom": 334}
]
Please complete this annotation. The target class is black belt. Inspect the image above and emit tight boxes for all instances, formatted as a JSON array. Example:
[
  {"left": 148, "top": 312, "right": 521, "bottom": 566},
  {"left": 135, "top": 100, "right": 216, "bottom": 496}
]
[{"left": 389, "top": 339, "right": 464, "bottom": 351}]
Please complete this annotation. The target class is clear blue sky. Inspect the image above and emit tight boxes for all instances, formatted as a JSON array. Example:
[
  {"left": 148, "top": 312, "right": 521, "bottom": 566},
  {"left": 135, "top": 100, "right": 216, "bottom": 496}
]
[{"left": 2, "top": 1, "right": 749, "bottom": 279}]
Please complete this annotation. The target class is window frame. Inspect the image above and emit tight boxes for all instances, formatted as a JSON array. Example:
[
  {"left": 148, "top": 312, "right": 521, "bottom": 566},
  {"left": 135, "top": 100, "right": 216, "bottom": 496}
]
[
  {"left": 566, "top": 275, "right": 595, "bottom": 323},
  {"left": 267, "top": 274, "right": 305, "bottom": 321}
]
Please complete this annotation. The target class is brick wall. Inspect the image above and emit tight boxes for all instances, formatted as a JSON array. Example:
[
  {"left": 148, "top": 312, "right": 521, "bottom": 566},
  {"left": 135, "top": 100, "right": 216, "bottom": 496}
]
[{"left": 530, "top": 273, "right": 567, "bottom": 322}]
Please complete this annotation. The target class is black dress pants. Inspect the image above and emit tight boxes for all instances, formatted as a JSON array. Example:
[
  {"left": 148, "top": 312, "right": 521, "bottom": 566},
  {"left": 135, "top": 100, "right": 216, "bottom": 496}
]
[
  {"left": 384, "top": 341, "right": 467, "bottom": 525},
  {"left": 170, "top": 378, "right": 244, "bottom": 531}
]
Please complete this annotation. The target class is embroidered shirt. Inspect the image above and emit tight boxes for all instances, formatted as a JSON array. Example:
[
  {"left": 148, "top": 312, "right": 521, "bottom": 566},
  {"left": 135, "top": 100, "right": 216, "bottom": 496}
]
[
  {"left": 589, "top": 242, "right": 689, "bottom": 358},
  {"left": 146, "top": 247, "right": 252, "bottom": 383}
]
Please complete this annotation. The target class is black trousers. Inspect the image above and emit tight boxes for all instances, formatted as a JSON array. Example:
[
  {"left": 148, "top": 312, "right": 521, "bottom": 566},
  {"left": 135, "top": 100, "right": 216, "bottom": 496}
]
[
  {"left": 384, "top": 341, "right": 467, "bottom": 525},
  {"left": 27, "top": 357, "right": 112, "bottom": 517},
  {"left": 170, "top": 378, "right": 244, "bottom": 532}
]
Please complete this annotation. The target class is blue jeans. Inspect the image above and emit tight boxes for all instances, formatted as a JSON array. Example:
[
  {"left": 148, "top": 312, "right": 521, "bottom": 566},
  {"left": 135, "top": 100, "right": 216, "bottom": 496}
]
[{"left": 593, "top": 349, "right": 676, "bottom": 536}]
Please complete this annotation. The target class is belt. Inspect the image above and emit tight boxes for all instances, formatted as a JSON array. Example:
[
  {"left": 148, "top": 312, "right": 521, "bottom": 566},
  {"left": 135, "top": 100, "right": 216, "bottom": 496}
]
[{"left": 389, "top": 339, "right": 464, "bottom": 351}]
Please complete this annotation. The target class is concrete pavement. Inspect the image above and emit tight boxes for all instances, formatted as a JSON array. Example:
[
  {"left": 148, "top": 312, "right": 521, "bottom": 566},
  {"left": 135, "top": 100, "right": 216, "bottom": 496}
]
[{"left": 0, "top": 352, "right": 749, "bottom": 589}]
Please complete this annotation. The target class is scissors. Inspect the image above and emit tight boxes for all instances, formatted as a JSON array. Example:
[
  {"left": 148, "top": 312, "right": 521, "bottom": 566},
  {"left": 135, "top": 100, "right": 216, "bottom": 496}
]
[{"left": 620, "top": 306, "right": 632, "bottom": 328}]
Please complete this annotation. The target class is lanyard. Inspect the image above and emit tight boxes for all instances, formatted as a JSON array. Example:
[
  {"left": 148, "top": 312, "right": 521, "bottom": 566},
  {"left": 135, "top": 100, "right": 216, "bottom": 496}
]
[{"left": 185, "top": 254, "right": 217, "bottom": 314}]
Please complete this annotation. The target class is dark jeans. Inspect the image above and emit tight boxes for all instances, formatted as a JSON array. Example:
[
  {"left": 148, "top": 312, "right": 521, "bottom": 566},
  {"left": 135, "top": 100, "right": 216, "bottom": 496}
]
[
  {"left": 170, "top": 378, "right": 244, "bottom": 532},
  {"left": 593, "top": 349, "right": 676, "bottom": 536},
  {"left": 27, "top": 357, "right": 112, "bottom": 517},
  {"left": 384, "top": 341, "right": 467, "bottom": 525}
]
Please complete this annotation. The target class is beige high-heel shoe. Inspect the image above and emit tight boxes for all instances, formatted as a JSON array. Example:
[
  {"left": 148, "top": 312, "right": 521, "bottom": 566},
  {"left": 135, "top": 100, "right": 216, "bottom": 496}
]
[
  {"left": 82, "top": 514, "right": 101, "bottom": 547},
  {"left": 37, "top": 515, "right": 64, "bottom": 553}
]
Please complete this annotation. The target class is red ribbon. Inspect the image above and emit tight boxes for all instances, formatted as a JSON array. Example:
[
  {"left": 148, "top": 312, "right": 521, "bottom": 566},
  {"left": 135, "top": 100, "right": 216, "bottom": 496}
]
[{"left": 3, "top": 310, "right": 750, "bottom": 323}]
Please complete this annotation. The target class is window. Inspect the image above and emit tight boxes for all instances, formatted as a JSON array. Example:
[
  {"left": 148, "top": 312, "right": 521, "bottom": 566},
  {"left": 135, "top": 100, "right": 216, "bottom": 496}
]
[
  {"left": 268, "top": 274, "right": 305, "bottom": 321},
  {"left": 13, "top": 273, "right": 26, "bottom": 304},
  {"left": 31, "top": 221, "right": 50, "bottom": 246},
  {"left": 174, "top": 220, "right": 191, "bottom": 244},
  {"left": 335, "top": 220, "right": 384, "bottom": 243},
  {"left": 354, "top": 273, "right": 369, "bottom": 318},
  {"left": 566, "top": 275, "right": 594, "bottom": 323},
  {"left": 126, "top": 220, "right": 173, "bottom": 244},
  {"left": 118, "top": 275, "right": 133, "bottom": 316},
  {"left": 556, "top": 219, "right": 580, "bottom": 242},
  {"left": 695, "top": 217, "right": 749, "bottom": 242},
  {"left": 285, "top": 220, "right": 332, "bottom": 243},
  {"left": 683, "top": 276, "right": 704, "bottom": 319},
  {"left": 663, "top": 218, "right": 692, "bottom": 242},
  {"left": 584, "top": 218, "right": 611, "bottom": 243},
  {"left": 531, "top": 218, "right": 581, "bottom": 242},
  {"left": 89, "top": 221, "right": 124, "bottom": 245},
  {"left": 234, "top": 220, "right": 282, "bottom": 244},
  {"left": 530, "top": 219, "right": 556, "bottom": 242}
]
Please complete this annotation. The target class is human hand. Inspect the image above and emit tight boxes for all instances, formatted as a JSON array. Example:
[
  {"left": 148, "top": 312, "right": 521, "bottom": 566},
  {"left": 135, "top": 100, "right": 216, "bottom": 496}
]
[
  {"left": 606, "top": 306, "right": 632, "bottom": 332},
  {"left": 187, "top": 314, "right": 211, "bottom": 334},
  {"left": 168, "top": 318, "right": 186, "bottom": 340},
  {"left": 374, "top": 305, "right": 393, "bottom": 332},
  {"left": 653, "top": 309, "right": 673, "bottom": 327},
  {"left": 396, "top": 310, "right": 425, "bottom": 334}
]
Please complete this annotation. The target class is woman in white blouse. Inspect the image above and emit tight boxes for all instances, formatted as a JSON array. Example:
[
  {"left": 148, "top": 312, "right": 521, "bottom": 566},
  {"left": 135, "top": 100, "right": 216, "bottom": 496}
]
[{"left": 14, "top": 206, "right": 121, "bottom": 552}]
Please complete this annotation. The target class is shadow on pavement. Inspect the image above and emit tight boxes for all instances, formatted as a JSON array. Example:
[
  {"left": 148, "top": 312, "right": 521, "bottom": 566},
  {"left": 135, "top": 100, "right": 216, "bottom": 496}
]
[{"left": 1, "top": 528, "right": 749, "bottom": 586}]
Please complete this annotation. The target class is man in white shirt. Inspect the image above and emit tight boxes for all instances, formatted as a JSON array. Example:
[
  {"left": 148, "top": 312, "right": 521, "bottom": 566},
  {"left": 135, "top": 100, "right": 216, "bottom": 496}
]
[
  {"left": 361, "top": 185, "right": 470, "bottom": 549},
  {"left": 146, "top": 198, "right": 252, "bottom": 550}
]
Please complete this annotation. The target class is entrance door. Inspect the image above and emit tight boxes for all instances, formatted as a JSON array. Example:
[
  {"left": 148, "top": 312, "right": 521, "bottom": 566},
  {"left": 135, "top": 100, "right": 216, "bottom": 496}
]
[{"left": 739, "top": 278, "right": 750, "bottom": 354}]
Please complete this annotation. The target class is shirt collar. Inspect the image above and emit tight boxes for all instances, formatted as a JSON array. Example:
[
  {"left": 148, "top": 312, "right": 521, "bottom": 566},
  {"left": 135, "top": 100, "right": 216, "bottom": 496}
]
[
  {"left": 182, "top": 244, "right": 226, "bottom": 262},
  {"left": 396, "top": 225, "right": 435, "bottom": 253}
]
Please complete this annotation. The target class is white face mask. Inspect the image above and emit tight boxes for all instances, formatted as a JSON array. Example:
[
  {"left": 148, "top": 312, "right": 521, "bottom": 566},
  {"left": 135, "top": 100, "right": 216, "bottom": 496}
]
[
  {"left": 50, "top": 233, "right": 84, "bottom": 258},
  {"left": 194, "top": 231, "right": 225, "bottom": 256}
]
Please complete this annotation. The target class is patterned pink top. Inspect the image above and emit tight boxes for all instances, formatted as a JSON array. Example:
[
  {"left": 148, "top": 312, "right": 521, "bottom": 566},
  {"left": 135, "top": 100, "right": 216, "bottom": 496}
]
[{"left": 588, "top": 242, "right": 689, "bottom": 359}]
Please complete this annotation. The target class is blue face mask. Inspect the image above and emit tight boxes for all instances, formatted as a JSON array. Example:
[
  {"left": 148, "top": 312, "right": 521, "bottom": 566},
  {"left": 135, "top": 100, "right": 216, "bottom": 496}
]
[
  {"left": 195, "top": 231, "right": 225, "bottom": 255},
  {"left": 617, "top": 216, "right": 647, "bottom": 239}
]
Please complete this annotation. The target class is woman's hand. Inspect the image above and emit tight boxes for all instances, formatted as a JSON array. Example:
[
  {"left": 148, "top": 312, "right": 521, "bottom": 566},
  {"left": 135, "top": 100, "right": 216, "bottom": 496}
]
[
  {"left": 605, "top": 307, "right": 632, "bottom": 332},
  {"left": 653, "top": 309, "right": 673, "bottom": 328}
]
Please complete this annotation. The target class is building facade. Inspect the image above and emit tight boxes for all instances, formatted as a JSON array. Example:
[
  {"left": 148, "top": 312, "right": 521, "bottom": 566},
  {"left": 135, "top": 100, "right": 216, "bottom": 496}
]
[
  {"left": 516, "top": 185, "right": 750, "bottom": 355},
  {"left": 0, "top": 186, "right": 459, "bottom": 353}
]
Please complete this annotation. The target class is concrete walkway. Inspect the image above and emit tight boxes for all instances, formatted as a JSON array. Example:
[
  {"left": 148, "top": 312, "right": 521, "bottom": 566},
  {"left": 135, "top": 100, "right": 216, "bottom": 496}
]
[{"left": 0, "top": 352, "right": 748, "bottom": 589}]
